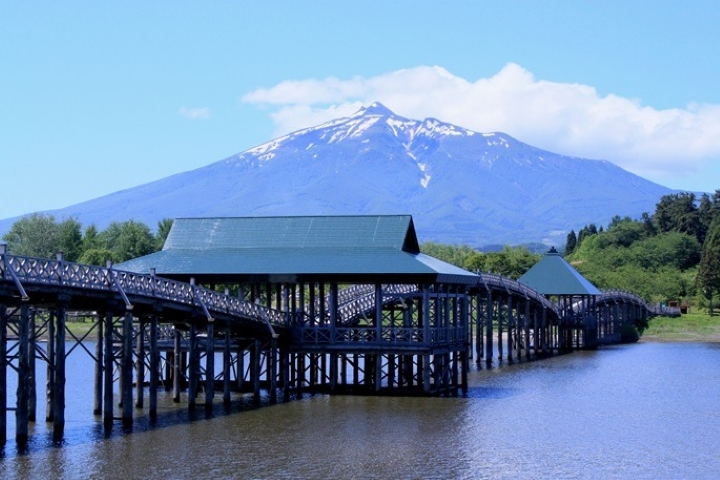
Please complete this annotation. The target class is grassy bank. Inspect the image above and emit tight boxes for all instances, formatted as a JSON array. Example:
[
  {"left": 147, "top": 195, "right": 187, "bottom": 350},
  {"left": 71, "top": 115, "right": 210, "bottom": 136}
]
[{"left": 642, "top": 311, "right": 720, "bottom": 343}]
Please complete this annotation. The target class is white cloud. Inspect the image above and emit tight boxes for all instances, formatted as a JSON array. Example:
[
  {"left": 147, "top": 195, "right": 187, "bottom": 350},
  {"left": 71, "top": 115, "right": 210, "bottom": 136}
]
[
  {"left": 179, "top": 107, "right": 211, "bottom": 120},
  {"left": 241, "top": 64, "right": 720, "bottom": 187}
]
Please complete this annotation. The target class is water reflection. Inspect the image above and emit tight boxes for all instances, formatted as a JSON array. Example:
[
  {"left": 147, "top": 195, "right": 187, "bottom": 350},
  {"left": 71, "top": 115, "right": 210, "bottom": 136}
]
[{"left": 2, "top": 342, "right": 720, "bottom": 479}]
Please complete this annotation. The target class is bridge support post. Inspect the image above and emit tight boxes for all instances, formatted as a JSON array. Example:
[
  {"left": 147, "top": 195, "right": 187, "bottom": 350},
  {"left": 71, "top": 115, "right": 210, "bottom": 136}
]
[
  {"left": 0, "top": 305, "right": 6, "bottom": 446},
  {"left": 485, "top": 292, "right": 493, "bottom": 365},
  {"left": 172, "top": 327, "right": 181, "bottom": 402},
  {"left": 28, "top": 309, "right": 37, "bottom": 423},
  {"left": 188, "top": 323, "right": 198, "bottom": 408},
  {"left": 135, "top": 318, "right": 145, "bottom": 409},
  {"left": 93, "top": 313, "right": 103, "bottom": 416},
  {"left": 205, "top": 320, "right": 215, "bottom": 409},
  {"left": 497, "top": 296, "right": 504, "bottom": 360},
  {"left": 53, "top": 302, "right": 67, "bottom": 441},
  {"left": 16, "top": 304, "right": 30, "bottom": 445},
  {"left": 103, "top": 312, "right": 114, "bottom": 427},
  {"left": 253, "top": 339, "right": 261, "bottom": 402},
  {"left": 506, "top": 297, "right": 514, "bottom": 362},
  {"left": 269, "top": 339, "right": 277, "bottom": 404},
  {"left": 223, "top": 329, "right": 231, "bottom": 406},
  {"left": 149, "top": 313, "right": 158, "bottom": 419},
  {"left": 121, "top": 310, "right": 133, "bottom": 427}
]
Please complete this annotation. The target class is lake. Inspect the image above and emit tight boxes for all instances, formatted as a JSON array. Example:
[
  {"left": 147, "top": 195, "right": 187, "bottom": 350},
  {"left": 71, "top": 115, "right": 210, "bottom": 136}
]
[{"left": 2, "top": 341, "right": 719, "bottom": 479}]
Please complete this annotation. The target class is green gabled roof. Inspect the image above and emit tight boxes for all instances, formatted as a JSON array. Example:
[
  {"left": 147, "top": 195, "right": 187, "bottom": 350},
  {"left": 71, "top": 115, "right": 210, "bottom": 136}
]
[
  {"left": 116, "top": 215, "right": 476, "bottom": 285},
  {"left": 163, "top": 215, "right": 420, "bottom": 252},
  {"left": 517, "top": 248, "right": 601, "bottom": 296}
]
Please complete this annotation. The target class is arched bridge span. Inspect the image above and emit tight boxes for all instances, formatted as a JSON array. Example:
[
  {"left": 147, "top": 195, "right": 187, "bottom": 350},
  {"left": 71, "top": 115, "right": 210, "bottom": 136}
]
[{"left": 1, "top": 251, "right": 655, "bottom": 447}]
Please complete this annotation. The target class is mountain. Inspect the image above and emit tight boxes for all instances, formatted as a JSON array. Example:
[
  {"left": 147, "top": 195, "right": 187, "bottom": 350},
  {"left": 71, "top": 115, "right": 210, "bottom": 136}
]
[{"left": 0, "top": 103, "right": 673, "bottom": 247}]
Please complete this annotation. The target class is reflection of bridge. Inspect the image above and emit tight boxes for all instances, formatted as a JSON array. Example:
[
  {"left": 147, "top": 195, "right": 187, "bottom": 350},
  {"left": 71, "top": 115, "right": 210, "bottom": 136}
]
[{"left": 0, "top": 216, "right": 655, "bottom": 446}]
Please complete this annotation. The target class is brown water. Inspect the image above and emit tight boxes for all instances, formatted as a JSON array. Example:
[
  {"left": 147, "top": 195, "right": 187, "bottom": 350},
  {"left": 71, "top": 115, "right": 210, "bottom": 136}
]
[{"left": 2, "top": 342, "right": 720, "bottom": 479}]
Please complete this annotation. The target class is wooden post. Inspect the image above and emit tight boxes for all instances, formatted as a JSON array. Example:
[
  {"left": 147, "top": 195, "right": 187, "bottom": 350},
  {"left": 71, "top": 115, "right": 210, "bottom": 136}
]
[
  {"left": 525, "top": 300, "right": 531, "bottom": 359},
  {"left": 149, "top": 313, "right": 158, "bottom": 419},
  {"left": 15, "top": 303, "right": 30, "bottom": 445},
  {"left": 269, "top": 338, "right": 277, "bottom": 404},
  {"left": 53, "top": 303, "right": 67, "bottom": 441},
  {"left": 497, "top": 296, "right": 504, "bottom": 360},
  {"left": 223, "top": 329, "right": 231, "bottom": 406},
  {"left": 28, "top": 309, "right": 37, "bottom": 423},
  {"left": 205, "top": 320, "right": 215, "bottom": 409},
  {"left": 173, "top": 327, "right": 181, "bottom": 402},
  {"left": 103, "top": 311, "right": 114, "bottom": 428},
  {"left": 253, "top": 339, "right": 261, "bottom": 402},
  {"left": 188, "top": 323, "right": 198, "bottom": 408},
  {"left": 135, "top": 318, "right": 145, "bottom": 408},
  {"left": 46, "top": 311, "right": 55, "bottom": 422},
  {"left": 0, "top": 305, "right": 6, "bottom": 446},
  {"left": 121, "top": 311, "right": 133, "bottom": 427},
  {"left": 506, "top": 297, "right": 513, "bottom": 361},
  {"left": 485, "top": 291, "right": 493, "bottom": 365},
  {"left": 422, "top": 284, "right": 431, "bottom": 394},
  {"left": 94, "top": 313, "right": 104, "bottom": 416}
]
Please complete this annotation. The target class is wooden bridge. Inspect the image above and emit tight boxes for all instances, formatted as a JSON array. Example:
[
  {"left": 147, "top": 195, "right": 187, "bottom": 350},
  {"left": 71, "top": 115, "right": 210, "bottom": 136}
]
[{"left": 0, "top": 215, "right": 655, "bottom": 446}]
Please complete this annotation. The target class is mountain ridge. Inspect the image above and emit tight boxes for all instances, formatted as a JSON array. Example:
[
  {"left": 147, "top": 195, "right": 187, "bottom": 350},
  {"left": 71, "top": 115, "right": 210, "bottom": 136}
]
[{"left": 0, "top": 103, "right": 674, "bottom": 247}]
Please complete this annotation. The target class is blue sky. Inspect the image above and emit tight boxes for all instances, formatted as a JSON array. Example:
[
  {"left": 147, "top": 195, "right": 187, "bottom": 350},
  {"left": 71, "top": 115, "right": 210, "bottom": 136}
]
[{"left": 2, "top": 1, "right": 720, "bottom": 222}]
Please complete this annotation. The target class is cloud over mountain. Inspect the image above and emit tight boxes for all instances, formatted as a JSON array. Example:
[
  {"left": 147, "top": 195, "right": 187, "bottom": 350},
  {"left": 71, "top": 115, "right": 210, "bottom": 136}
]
[{"left": 242, "top": 63, "right": 720, "bottom": 186}]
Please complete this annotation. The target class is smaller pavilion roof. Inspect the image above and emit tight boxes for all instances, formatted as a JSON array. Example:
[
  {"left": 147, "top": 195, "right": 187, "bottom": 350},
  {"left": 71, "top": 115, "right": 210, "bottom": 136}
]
[
  {"left": 517, "top": 247, "right": 601, "bottom": 296},
  {"left": 116, "top": 215, "right": 477, "bottom": 285}
]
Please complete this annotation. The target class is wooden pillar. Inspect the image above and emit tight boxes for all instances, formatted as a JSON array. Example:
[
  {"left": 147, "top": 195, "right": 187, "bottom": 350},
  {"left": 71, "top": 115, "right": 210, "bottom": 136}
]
[
  {"left": 506, "top": 297, "right": 513, "bottom": 360},
  {"left": 269, "top": 339, "right": 277, "bottom": 404},
  {"left": 94, "top": 313, "right": 104, "bottom": 416},
  {"left": 28, "top": 309, "right": 37, "bottom": 423},
  {"left": 135, "top": 318, "right": 145, "bottom": 409},
  {"left": 205, "top": 321, "right": 215, "bottom": 409},
  {"left": 282, "top": 348, "right": 290, "bottom": 402},
  {"left": 172, "top": 327, "right": 182, "bottom": 402},
  {"left": 253, "top": 339, "right": 261, "bottom": 402},
  {"left": 149, "top": 313, "right": 159, "bottom": 419},
  {"left": 103, "top": 311, "right": 114, "bottom": 427},
  {"left": 524, "top": 300, "right": 531, "bottom": 359},
  {"left": 497, "top": 296, "right": 504, "bottom": 360},
  {"left": 485, "top": 291, "right": 493, "bottom": 365},
  {"left": 16, "top": 304, "right": 30, "bottom": 444},
  {"left": 422, "top": 284, "right": 431, "bottom": 393},
  {"left": 188, "top": 323, "right": 198, "bottom": 408},
  {"left": 475, "top": 295, "right": 483, "bottom": 363},
  {"left": 46, "top": 311, "right": 55, "bottom": 422},
  {"left": 297, "top": 352, "right": 305, "bottom": 398},
  {"left": 53, "top": 303, "right": 67, "bottom": 441},
  {"left": 121, "top": 310, "right": 133, "bottom": 427},
  {"left": 0, "top": 305, "right": 6, "bottom": 446},
  {"left": 223, "top": 329, "right": 231, "bottom": 406}
]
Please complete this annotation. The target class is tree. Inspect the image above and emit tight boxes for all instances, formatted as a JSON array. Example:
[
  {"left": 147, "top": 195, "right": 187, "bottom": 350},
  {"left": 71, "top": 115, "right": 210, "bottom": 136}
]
[
  {"left": 99, "top": 220, "right": 157, "bottom": 263},
  {"left": 565, "top": 230, "right": 577, "bottom": 256},
  {"left": 2, "top": 213, "right": 62, "bottom": 257},
  {"left": 655, "top": 192, "right": 701, "bottom": 241},
  {"left": 58, "top": 218, "right": 83, "bottom": 261},
  {"left": 155, "top": 218, "right": 174, "bottom": 250},
  {"left": 696, "top": 218, "right": 720, "bottom": 314}
]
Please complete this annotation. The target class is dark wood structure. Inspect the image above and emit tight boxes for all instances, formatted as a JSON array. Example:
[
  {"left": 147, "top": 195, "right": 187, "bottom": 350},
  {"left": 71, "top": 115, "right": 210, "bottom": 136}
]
[{"left": 0, "top": 217, "right": 656, "bottom": 446}]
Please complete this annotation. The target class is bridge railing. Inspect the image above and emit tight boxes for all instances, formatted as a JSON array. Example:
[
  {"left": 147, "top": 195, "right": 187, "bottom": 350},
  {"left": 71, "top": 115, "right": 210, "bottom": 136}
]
[
  {"left": 478, "top": 273, "right": 558, "bottom": 312},
  {"left": 595, "top": 289, "right": 656, "bottom": 314},
  {"left": 295, "top": 325, "right": 466, "bottom": 347},
  {"left": 1, "top": 253, "right": 286, "bottom": 327}
]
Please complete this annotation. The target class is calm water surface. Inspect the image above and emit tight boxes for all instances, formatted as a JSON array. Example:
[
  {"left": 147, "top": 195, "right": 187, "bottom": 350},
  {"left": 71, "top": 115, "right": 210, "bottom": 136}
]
[{"left": 2, "top": 341, "right": 719, "bottom": 479}]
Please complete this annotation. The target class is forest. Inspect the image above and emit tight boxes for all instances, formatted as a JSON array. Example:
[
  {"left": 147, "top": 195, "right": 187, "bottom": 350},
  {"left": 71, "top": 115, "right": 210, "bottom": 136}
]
[{"left": 3, "top": 190, "right": 720, "bottom": 311}]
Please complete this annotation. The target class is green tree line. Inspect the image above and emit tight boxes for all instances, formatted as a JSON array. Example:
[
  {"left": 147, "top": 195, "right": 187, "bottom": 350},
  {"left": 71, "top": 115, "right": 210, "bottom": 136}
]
[
  {"left": 4, "top": 189, "right": 720, "bottom": 312},
  {"left": 2, "top": 213, "right": 173, "bottom": 265},
  {"left": 565, "top": 190, "right": 720, "bottom": 311}
]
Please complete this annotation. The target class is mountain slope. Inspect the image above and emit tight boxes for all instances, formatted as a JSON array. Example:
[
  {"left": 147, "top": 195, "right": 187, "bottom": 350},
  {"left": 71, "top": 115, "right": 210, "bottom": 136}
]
[{"left": 0, "top": 103, "right": 673, "bottom": 246}]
